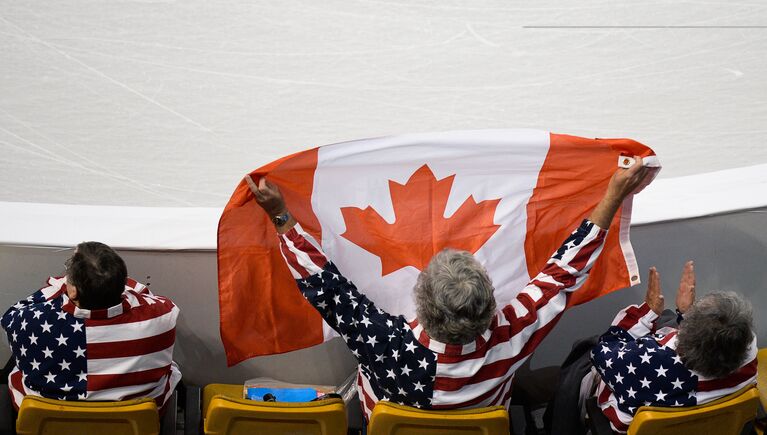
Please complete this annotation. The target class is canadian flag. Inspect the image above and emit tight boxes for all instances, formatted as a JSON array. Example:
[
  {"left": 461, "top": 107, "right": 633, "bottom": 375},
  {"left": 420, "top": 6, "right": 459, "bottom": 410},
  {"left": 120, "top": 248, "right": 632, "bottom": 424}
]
[{"left": 217, "top": 129, "right": 659, "bottom": 365}]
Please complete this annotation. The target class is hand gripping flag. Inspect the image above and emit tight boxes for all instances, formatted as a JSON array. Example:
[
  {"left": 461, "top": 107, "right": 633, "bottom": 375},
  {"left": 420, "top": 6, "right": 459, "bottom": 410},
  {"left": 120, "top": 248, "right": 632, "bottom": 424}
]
[{"left": 217, "top": 130, "right": 659, "bottom": 365}]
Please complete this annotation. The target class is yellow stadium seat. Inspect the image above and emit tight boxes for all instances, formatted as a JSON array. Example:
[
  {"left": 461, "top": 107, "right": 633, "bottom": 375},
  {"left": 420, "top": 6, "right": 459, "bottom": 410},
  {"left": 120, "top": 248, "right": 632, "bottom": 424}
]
[
  {"left": 758, "top": 348, "right": 766, "bottom": 411},
  {"left": 626, "top": 384, "right": 760, "bottom": 435},
  {"left": 367, "top": 401, "right": 510, "bottom": 435},
  {"left": 202, "top": 383, "right": 347, "bottom": 435},
  {"left": 16, "top": 395, "right": 160, "bottom": 435},
  {"left": 756, "top": 348, "right": 767, "bottom": 435}
]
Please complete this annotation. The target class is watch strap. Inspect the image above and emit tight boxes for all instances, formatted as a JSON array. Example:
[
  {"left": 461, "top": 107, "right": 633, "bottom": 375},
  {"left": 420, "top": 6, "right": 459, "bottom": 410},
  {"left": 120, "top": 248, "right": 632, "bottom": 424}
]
[{"left": 271, "top": 211, "right": 291, "bottom": 226}]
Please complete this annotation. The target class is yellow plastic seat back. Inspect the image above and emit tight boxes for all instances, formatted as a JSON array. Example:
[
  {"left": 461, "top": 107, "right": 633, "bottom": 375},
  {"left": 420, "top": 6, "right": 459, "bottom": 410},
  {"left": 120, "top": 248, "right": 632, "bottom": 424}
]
[
  {"left": 757, "top": 348, "right": 767, "bottom": 435},
  {"left": 16, "top": 395, "right": 159, "bottom": 435},
  {"left": 368, "top": 401, "right": 509, "bottom": 435},
  {"left": 758, "top": 348, "right": 766, "bottom": 411},
  {"left": 202, "top": 383, "right": 347, "bottom": 435},
  {"left": 627, "top": 385, "right": 760, "bottom": 435}
]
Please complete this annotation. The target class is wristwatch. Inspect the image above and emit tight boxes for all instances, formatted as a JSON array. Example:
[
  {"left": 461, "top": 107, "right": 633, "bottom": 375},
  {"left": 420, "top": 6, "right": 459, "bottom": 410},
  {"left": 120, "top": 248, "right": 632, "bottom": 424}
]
[{"left": 271, "top": 211, "right": 291, "bottom": 227}]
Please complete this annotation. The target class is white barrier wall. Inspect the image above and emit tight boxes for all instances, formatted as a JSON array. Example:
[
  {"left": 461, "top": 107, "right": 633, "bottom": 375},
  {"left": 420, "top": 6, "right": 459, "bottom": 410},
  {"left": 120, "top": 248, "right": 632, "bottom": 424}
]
[{"left": 1, "top": 206, "right": 765, "bottom": 427}]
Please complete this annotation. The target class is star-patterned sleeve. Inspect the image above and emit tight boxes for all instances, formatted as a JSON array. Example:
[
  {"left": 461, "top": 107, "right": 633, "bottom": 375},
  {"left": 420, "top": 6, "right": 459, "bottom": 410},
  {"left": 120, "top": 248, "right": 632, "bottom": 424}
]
[
  {"left": 1, "top": 277, "right": 91, "bottom": 402},
  {"left": 590, "top": 302, "right": 698, "bottom": 433},
  {"left": 591, "top": 302, "right": 662, "bottom": 377},
  {"left": 500, "top": 219, "right": 607, "bottom": 357},
  {"left": 277, "top": 223, "right": 403, "bottom": 366},
  {"left": 2, "top": 281, "right": 65, "bottom": 339}
]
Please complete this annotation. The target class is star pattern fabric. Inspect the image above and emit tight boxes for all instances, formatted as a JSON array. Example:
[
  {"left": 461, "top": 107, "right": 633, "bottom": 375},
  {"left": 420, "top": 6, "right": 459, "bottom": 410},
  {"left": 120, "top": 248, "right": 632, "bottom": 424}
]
[
  {"left": 279, "top": 219, "right": 608, "bottom": 421},
  {"left": 299, "top": 266, "right": 436, "bottom": 410},
  {"left": 1, "top": 277, "right": 181, "bottom": 410},
  {"left": 591, "top": 302, "right": 759, "bottom": 433},
  {"left": 3, "top": 290, "right": 87, "bottom": 401},
  {"left": 592, "top": 325, "right": 697, "bottom": 411}
]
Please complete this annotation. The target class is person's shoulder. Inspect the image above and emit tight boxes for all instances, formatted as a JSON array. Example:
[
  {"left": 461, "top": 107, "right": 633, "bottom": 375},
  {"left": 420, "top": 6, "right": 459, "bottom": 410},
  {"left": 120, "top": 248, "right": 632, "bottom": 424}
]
[
  {"left": 634, "top": 334, "right": 682, "bottom": 362},
  {"left": 36, "top": 276, "right": 68, "bottom": 303},
  {"left": 122, "top": 279, "right": 179, "bottom": 319}
]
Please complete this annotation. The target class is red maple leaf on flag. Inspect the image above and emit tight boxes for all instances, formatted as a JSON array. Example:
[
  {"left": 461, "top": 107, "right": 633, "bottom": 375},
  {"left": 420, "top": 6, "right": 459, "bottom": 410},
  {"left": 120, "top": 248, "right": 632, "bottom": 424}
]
[{"left": 340, "top": 164, "right": 502, "bottom": 276}]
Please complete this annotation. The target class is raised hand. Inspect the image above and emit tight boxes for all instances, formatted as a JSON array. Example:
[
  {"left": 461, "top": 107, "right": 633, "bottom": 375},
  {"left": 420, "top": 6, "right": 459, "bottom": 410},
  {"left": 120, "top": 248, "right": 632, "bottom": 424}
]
[
  {"left": 245, "top": 175, "right": 287, "bottom": 217},
  {"left": 606, "top": 156, "right": 650, "bottom": 201},
  {"left": 645, "top": 267, "right": 665, "bottom": 315},
  {"left": 588, "top": 156, "right": 651, "bottom": 228},
  {"left": 675, "top": 260, "right": 696, "bottom": 314}
]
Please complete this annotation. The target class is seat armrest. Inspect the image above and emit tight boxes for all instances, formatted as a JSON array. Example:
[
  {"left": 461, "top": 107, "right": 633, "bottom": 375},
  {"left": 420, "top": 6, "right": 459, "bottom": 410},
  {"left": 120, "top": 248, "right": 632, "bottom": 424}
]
[{"left": 184, "top": 385, "right": 201, "bottom": 435}]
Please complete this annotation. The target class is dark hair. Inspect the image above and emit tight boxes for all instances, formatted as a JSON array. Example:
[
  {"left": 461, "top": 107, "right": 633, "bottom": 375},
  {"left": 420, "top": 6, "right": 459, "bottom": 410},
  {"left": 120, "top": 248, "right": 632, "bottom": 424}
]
[
  {"left": 676, "top": 291, "right": 754, "bottom": 378},
  {"left": 65, "top": 242, "right": 127, "bottom": 310}
]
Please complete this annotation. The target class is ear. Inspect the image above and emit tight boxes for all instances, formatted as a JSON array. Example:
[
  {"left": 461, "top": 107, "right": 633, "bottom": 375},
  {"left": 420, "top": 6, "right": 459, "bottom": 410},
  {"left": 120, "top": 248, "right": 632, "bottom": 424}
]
[{"left": 66, "top": 283, "right": 79, "bottom": 302}]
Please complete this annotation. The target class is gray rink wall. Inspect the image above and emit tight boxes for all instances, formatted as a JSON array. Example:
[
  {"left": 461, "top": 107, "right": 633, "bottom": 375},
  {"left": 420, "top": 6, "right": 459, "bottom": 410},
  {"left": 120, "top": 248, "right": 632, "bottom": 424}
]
[{"left": 1, "top": 207, "right": 765, "bottom": 426}]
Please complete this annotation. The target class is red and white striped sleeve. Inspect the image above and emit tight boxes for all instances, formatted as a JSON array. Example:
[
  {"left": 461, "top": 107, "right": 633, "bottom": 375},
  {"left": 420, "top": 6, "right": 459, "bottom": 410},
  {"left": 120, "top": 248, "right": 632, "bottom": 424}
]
[
  {"left": 609, "top": 302, "right": 659, "bottom": 339},
  {"left": 501, "top": 219, "right": 607, "bottom": 357},
  {"left": 277, "top": 224, "right": 329, "bottom": 279}
]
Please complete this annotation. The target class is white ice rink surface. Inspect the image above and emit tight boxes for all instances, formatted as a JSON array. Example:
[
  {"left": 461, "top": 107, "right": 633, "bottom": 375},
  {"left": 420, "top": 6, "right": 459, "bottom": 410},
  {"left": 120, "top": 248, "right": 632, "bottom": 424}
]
[{"left": 1, "top": 1, "right": 767, "bottom": 207}]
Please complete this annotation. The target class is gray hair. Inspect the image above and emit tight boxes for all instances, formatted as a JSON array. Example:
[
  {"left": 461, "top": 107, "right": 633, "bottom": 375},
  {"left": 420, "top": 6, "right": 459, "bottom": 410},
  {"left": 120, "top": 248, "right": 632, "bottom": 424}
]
[
  {"left": 676, "top": 291, "right": 754, "bottom": 378},
  {"left": 413, "top": 249, "right": 496, "bottom": 345}
]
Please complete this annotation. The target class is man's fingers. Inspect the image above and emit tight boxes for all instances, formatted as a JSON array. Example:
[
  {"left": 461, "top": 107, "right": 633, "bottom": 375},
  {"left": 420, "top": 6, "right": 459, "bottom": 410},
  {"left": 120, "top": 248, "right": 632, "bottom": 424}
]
[
  {"left": 258, "top": 177, "right": 284, "bottom": 195},
  {"left": 680, "top": 260, "right": 695, "bottom": 289},
  {"left": 648, "top": 266, "right": 661, "bottom": 295},
  {"left": 616, "top": 156, "right": 650, "bottom": 192},
  {"left": 649, "top": 266, "right": 659, "bottom": 285},
  {"left": 624, "top": 156, "right": 644, "bottom": 176},
  {"left": 645, "top": 266, "right": 665, "bottom": 313},
  {"left": 244, "top": 175, "right": 257, "bottom": 191},
  {"left": 688, "top": 260, "right": 695, "bottom": 287},
  {"left": 244, "top": 175, "right": 267, "bottom": 202},
  {"left": 632, "top": 164, "right": 649, "bottom": 184}
]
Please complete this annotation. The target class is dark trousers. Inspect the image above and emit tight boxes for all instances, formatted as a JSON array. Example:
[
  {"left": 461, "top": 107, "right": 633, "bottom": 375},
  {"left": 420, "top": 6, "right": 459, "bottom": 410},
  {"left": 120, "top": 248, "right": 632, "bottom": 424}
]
[{"left": 511, "top": 359, "right": 562, "bottom": 435}]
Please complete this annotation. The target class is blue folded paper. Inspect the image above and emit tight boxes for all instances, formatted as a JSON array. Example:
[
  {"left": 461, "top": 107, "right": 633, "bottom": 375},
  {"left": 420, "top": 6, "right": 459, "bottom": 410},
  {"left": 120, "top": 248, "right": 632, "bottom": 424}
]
[{"left": 245, "top": 387, "right": 319, "bottom": 402}]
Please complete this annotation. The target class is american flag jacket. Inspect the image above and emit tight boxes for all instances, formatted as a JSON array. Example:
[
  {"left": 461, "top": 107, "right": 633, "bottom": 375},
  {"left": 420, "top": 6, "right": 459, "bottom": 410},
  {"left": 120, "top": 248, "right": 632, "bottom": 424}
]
[
  {"left": 278, "top": 219, "right": 607, "bottom": 420},
  {"left": 1, "top": 276, "right": 181, "bottom": 410},
  {"left": 590, "top": 302, "right": 758, "bottom": 433}
]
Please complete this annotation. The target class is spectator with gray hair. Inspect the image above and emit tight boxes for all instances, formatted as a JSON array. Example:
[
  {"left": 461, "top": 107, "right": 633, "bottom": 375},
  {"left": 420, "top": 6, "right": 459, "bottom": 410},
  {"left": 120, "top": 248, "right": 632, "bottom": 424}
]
[
  {"left": 585, "top": 262, "right": 758, "bottom": 433},
  {"left": 247, "top": 158, "right": 651, "bottom": 420},
  {"left": 412, "top": 249, "right": 497, "bottom": 346}
]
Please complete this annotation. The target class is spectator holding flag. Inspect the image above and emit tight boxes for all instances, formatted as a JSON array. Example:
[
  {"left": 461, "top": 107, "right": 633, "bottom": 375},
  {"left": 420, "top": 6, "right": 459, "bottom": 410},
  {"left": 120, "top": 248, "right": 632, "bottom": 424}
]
[
  {"left": 247, "top": 158, "right": 650, "bottom": 420},
  {"left": 586, "top": 262, "right": 758, "bottom": 433}
]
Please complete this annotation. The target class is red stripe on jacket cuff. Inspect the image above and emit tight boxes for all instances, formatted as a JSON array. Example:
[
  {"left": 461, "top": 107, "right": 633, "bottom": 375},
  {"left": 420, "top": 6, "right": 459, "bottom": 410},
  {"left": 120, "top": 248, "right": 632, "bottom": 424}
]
[
  {"left": 279, "top": 224, "right": 328, "bottom": 274},
  {"left": 289, "top": 232, "right": 328, "bottom": 270},
  {"left": 616, "top": 303, "right": 653, "bottom": 330},
  {"left": 279, "top": 241, "right": 310, "bottom": 279}
]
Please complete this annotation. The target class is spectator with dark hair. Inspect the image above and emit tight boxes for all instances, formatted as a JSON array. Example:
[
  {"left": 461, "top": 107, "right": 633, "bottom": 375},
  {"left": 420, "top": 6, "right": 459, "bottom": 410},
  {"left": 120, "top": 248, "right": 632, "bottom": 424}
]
[
  {"left": 1, "top": 242, "right": 181, "bottom": 411},
  {"left": 64, "top": 242, "right": 127, "bottom": 309},
  {"left": 586, "top": 262, "right": 758, "bottom": 433}
]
